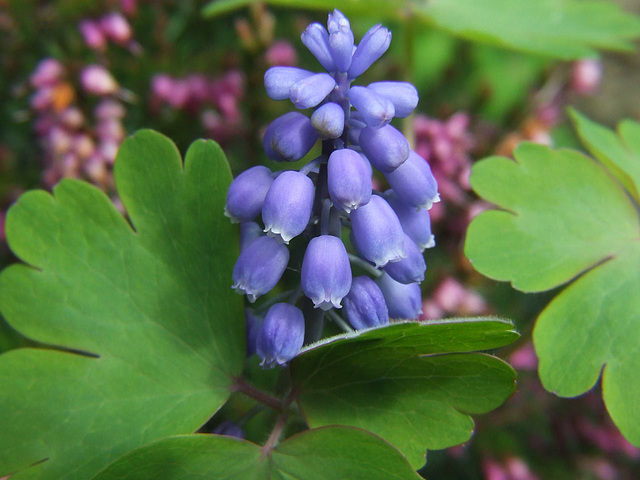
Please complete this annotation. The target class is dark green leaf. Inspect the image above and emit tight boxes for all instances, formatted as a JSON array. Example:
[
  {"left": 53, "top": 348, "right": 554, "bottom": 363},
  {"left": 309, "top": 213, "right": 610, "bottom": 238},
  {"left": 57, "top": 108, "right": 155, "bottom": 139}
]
[
  {"left": 290, "top": 318, "right": 519, "bottom": 468},
  {"left": 93, "top": 428, "right": 422, "bottom": 479},
  {"left": 0, "top": 131, "right": 244, "bottom": 479}
]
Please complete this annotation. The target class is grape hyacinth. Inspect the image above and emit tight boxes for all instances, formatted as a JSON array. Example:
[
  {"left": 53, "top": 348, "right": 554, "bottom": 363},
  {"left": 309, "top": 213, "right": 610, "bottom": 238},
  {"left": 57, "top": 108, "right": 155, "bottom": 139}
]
[{"left": 226, "top": 11, "right": 438, "bottom": 368}]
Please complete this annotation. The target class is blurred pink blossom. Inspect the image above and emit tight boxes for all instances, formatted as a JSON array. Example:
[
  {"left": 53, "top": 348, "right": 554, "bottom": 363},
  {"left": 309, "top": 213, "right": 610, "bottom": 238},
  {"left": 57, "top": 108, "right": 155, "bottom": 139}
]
[
  {"left": 100, "top": 12, "right": 132, "bottom": 45},
  {"left": 571, "top": 58, "right": 602, "bottom": 96},
  {"left": 80, "top": 65, "right": 119, "bottom": 96},
  {"left": 30, "top": 58, "right": 64, "bottom": 88},
  {"left": 79, "top": 20, "right": 107, "bottom": 51},
  {"left": 265, "top": 40, "right": 298, "bottom": 66}
]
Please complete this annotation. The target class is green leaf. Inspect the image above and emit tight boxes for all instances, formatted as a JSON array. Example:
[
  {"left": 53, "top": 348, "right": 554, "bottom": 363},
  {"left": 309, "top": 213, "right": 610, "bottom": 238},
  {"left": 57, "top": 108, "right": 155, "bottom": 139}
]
[
  {"left": 465, "top": 131, "right": 640, "bottom": 445},
  {"left": 0, "top": 131, "right": 244, "bottom": 479},
  {"left": 202, "top": 0, "right": 640, "bottom": 60},
  {"left": 93, "top": 428, "right": 422, "bottom": 479},
  {"left": 570, "top": 108, "right": 640, "bottom": 201},
  {"left": 202, "top": 0, "right": 401, "bottom": 19},
  {"left": 416, "top": 0, "right": 640, "bottom": 59},
  {"left": 290, "top": 318, "right": 519, "bottom": 469}
]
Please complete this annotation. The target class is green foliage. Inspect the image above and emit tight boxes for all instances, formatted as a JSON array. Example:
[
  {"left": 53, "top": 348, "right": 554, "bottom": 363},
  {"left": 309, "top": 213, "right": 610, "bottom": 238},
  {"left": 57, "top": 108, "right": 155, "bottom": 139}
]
[
  {"left": 291, "top": 318, "right": 519, "bottom": 468},
  {"left": 202, "top": 0, "right": 640, "bottom": 60},
  {"left": 0, "top": 131, "right": 244, "bottom": 479},
  {"left": 465, "top": 116, "right": 640, "bottom": 446},
  {"left": 93, "top": 428, "right": 422, "bottom": 479}
]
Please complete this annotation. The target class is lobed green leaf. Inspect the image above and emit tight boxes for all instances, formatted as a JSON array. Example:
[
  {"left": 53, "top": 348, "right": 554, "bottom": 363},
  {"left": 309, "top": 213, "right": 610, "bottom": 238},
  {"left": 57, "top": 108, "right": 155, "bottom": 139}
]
[{"left": 0, "top": 131, "right": 244, "bottom": 479}]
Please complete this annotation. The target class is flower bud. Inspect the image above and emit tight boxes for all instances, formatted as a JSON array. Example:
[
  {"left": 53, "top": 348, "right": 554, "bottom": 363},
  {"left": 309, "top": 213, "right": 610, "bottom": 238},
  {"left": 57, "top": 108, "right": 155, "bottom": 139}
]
[
  {"left": 213, "top": 421, "right": 245, "bottom": 439},
  {"left": 327, "top": 10, "right": 354, "bottom": 72},
  {"left": 289, "top": 73, "right": 336, "bottom": 109},
  {"left": 301, "top": 235, "right": 352, "bottom": 310},
  {"left": 377, "top": 273, "right": 422, "bottom": 319},
  {"left": 100, "top": 12, "right": 132, "bottom": 45},
  {"left": 351, "top": 195, "right": 405, "bottom": 267},
  {"left": 385, "top": 190, "right": 435, "bottom": 251},
  {"left": 301, "top": 23, "right": 336, "bottom": 72},
  {"left": 80, "top": 65, "right": 119, "bottom": 96},
  {"left": 257, "top": 303, "right": 305, "bottom": 368},
  {"left": 245, "top": 309, "right": 263, "bottom": 357},
  {"left": 382, "top": 234, "right": 426, "bottom": 284},
  {"left": 30, "top": 58, "right": 64, "bottom": 88},
  {"left": 262, "top": 171, "right": 315, "bottom": 243},
  {"left": 343, "top": 276, "right": 389, "bottom": 330},
  {"left": 264, "top": 67, "right": 313, "bottom": 100},
  {"left": 359, "top": 125, "right": 409, "bottom": 173},
  {"left": 384, "top": 150, "right": 439, "bottom": 209},
  {"left": 348, "top": 86, "right": 395, "bottom": 129},
  {"left": 328, "top": 148, "right": 372, "bottom": 213},
  {"left": 232, "top": 236, "right": 290, "bottom": 302},
  {"left": 348, "top": 24, "right": 391, "bottom": 78},
  {"left": 311, "top": 102, "right": 344, "bottom": 139},
  {"left": 367, "top": 81, "right": 418, "bottom": 118},
  {"left": 240, "top": 222, "right": 264, "bottom": 252},
  {"left": 79, "top": 20, "right": 107, "bottom": 51},
  {"left": 263, "top": 112, "right": 318, "bottom": 162},
  {"left": 225, "top": 165, "right": 274, "bottom": 223}
]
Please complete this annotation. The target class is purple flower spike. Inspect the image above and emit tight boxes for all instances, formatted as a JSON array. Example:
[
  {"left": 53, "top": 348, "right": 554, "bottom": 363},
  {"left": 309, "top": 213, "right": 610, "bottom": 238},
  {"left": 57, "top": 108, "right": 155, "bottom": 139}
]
[
  {"left": 327, "top": 10, "right": 354, "bottom": 72},
  {"left": 301, "top": 23, "right": 337, "bottom": 72},
  {"left": 245, "top": 309, "right": 263, "bottom": 357},
  {"left": 225, "top": 165, "right": 274, "bottom": 223},
  {"left": 328, "top": 148, "right": 372, "bottom": 213},
  {"left": 348, "top": 24, "right": 391, "bottom": 78},
  {"left": 289, "top": 73, "right": 336, "bottom": 109},
  {"left": 240, "top": 222, "right": 264, "bottom": 252},
  {"left": 385, "top": 190, "right": 435, "bottom": 251},
  {"left": 384, "top": 150, "right": 439, "bottom": 209},
  {"left": 311, "top": 102, "right": 345, "bottom": 139},
  {"left": 232, "top": 236, "right": 290, "bottom": 302},
  {"left": 359, "top": 124, "right": 410, "bottom": 173},
  {"left": 264, "top": 67, "right": 314, "bottom": 100},
  {"left": 350, "top": 195, "right": 405, "bottom": 267},
  {"left": 382, "top": 234, "right": 426, "bottom": 284},
  {"left": 257, "top": 303, "right": 305, "bottom": 368},
  {"left": 302, "top": 235, "right": 352, "bottom": 310},
  {"left": 367, "top": 82, "right": 418, "bottom": 118},
  {"left": 377, "top": 273, "right": 422, "bottom": 319},
  {"left": 343, "top": 276, "right": 389, "bottom": 330},
  {"left": 263, "top": 112, "right": 318, "bottom": 162},
  {"left": 262, "top": 171, "right": 315, "bottom": 243},
  {"left": 348, "top": 86, "right": 395, "bottom": 129}
]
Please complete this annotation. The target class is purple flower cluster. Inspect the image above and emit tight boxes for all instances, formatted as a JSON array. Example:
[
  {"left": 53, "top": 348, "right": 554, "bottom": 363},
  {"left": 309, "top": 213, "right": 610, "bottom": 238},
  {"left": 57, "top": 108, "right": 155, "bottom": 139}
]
[
  {"left": 29, "top": 59, "right": 126, "bottom": 201},
  {"left": 226, "top": 11, "right": 438, "bottom": 368}
]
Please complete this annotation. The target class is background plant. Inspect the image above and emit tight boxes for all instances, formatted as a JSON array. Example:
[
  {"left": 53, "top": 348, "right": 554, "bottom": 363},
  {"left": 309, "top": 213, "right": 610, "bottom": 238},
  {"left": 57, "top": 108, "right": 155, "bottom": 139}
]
[{"left": 1, "top": 0, "right": 640, "bottom": 478}]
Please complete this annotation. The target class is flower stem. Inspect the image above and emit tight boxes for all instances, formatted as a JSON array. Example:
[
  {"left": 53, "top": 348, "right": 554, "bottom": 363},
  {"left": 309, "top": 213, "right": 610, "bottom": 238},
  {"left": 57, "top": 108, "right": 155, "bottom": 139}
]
[
  {"left": 326, "top": 309, "right": 354, "bottom": 333},
  {"left": 348, "top": 253, "right": 382, "bottom": 278},
  {"left": 231, "top": 377, "right": 283, "bottom": 412},
  {"left": 261, "top": 411, "right": 289, "bottom": 457}
]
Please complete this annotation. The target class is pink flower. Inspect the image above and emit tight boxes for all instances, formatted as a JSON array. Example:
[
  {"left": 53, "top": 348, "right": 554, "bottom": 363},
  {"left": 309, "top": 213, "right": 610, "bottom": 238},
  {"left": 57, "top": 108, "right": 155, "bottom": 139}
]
[
  {"left": 79, "top": 20, "right": 107, "bottom": 51},
  {"left": 30, "top": 59, "right": 64, "bottom": 88},
  {"left": 80, "top": 65, "right": 119, "bottom": 96}
]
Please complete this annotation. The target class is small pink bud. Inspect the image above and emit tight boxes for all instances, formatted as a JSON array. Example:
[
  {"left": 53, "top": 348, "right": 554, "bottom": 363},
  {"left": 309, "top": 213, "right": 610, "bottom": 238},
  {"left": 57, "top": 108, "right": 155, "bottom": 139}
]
[
  {"left": 30, "top": 58, "right": 64, "bottom": 88},
  {"left": 95, "top": 99, "right": 126, "bottom": 120},
  {"left": 150, "top": 74, "right": 174, "bottom": 102},
  {"left": 80, "top": 65, "right": 119, "bottom": 96},
  {"left": 30, "top": 88, "right": 54, "bottom": 111},
  {"left": 79, "top": 20, "right": 107, "bottom": 51},
  {"left": 571, "top": 58, "right": 602, "bottom": 95},
  {"left": 509, "top": 342, "right": 538, "bottom": 371},
  {"left": 100, "top": 12, "right": 132, "bottom": 45},
  {"left": 59, "top": 107, "right": 85, "bottom": 129},
  {"left": 265, "top": 40, "right": 298, "bottom": 66}
]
